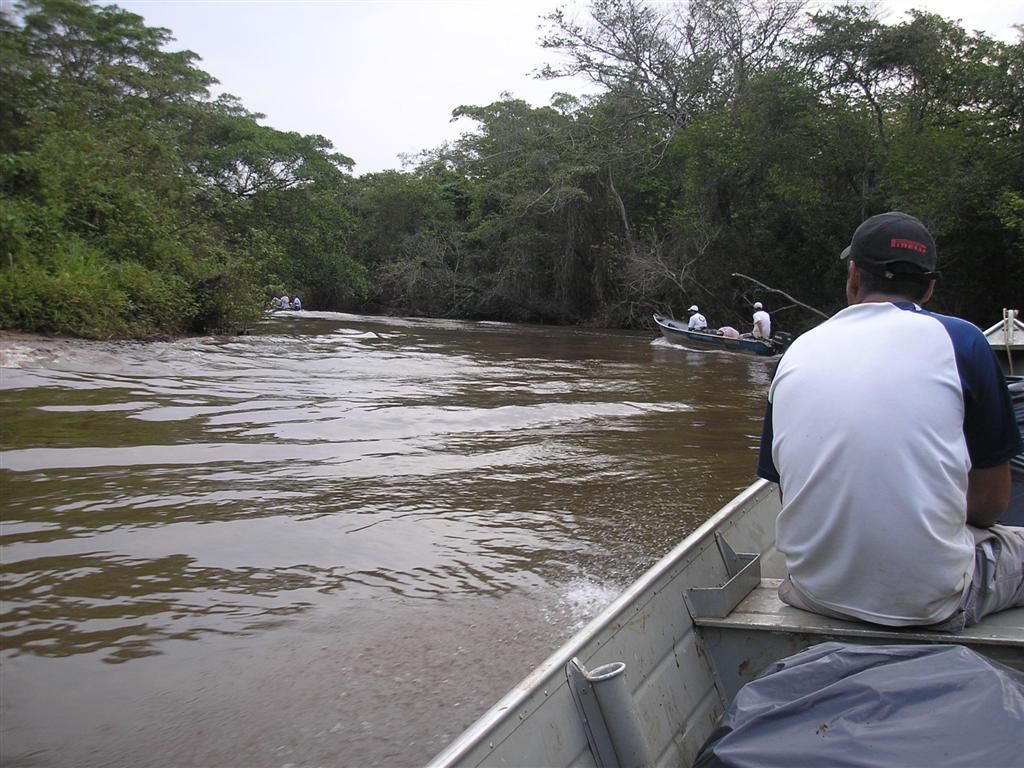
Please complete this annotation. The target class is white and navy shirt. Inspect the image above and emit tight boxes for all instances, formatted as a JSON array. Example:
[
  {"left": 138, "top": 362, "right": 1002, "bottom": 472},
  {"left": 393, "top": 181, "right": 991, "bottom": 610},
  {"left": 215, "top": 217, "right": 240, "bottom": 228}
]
[
  {"left": 688, "top": 312, "right": 707, "bottom": 330},
  {"left": 757, "top": 301, "right": 1022, "bottom": 625}
]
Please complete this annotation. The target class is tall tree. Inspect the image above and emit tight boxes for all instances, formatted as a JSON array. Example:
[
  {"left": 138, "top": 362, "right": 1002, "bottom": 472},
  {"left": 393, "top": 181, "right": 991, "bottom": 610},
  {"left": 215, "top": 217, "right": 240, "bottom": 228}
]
[{"left": 540, "top": 0, "right": 806, "bottom": 129}]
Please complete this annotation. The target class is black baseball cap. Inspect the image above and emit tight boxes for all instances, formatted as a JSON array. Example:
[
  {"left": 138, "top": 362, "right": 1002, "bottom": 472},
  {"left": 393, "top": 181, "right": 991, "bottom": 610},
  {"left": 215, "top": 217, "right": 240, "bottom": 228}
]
[{"left": 839, "top": 212, "right": 939, "bottom": 280}]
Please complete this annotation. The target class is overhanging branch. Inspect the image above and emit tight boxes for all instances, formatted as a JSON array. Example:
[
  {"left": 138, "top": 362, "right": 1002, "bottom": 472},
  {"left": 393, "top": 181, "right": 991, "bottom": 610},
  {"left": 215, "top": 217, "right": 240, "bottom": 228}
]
[{"left": 730, "top": 272, "right": 829, "bottom": 319}]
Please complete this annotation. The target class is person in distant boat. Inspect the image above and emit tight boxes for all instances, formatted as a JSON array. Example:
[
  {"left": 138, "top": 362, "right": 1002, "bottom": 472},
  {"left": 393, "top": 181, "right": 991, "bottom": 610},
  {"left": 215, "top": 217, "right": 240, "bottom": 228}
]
[
  {"left": 280, "top": 295, "right": 291, "bottom": 310},
  {"left": 716, "top": 326, "right": 740, "bottom": 339},
  {"left": 757, "top": 211, "right": 1024, "bottom": 631},
  {"left": 687, "top": 305, "right": 707, "bottom": 331},
  {"left": 292, "top": 296, "right": 302, "bottom": 311},
  {"left": 751, "top": 302, "right": 771, "bottom": 339}
]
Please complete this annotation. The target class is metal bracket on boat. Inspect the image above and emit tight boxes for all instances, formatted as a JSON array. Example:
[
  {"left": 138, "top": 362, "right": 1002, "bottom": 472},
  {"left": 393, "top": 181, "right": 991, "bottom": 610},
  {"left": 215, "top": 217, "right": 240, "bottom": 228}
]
[
  {"left": 566, "top": 658, "right": 652, "bottom": 768},
  {"left": 683, "top": 533, "right": 761, "bottom": 619}
]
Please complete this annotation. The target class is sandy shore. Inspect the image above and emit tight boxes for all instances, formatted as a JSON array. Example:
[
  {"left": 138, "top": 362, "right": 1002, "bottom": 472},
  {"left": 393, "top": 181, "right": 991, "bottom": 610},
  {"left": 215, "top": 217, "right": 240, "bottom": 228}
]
[{"left": 0, "top": 329, "right": 57, "bottom": 343}]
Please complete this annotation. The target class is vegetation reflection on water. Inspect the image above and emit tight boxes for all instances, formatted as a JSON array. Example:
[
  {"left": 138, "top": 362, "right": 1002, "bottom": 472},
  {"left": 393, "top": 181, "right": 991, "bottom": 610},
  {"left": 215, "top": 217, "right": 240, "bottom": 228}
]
[{"left": 0, "top": 312, "right": 771, "bottom": 767}]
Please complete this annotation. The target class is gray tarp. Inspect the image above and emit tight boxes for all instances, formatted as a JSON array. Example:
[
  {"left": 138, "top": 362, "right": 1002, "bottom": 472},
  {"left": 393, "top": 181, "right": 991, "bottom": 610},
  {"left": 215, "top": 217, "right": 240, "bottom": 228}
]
[{"left": 694, "top": 641, "right": 1024, "bottom": 768}]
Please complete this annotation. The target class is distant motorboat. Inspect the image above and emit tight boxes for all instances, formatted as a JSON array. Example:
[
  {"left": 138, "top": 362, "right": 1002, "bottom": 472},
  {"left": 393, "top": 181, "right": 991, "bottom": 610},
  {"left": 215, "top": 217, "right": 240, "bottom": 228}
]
[{"left": 653, "top": 313, "right": 789, "bottom": 356}]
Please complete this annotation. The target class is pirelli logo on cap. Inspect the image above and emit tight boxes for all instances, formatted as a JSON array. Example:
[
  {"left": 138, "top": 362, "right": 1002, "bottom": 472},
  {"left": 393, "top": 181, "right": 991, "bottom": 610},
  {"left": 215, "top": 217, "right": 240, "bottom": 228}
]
[{"left": 890, "top": 238, "right": 928, "bottom": 254}]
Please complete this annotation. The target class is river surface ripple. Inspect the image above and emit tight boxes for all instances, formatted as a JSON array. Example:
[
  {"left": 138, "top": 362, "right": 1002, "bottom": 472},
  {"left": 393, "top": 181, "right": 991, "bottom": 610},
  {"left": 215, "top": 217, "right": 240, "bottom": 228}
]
[{"left": 0, "top": 312, "right": 772, "bottom": 768}]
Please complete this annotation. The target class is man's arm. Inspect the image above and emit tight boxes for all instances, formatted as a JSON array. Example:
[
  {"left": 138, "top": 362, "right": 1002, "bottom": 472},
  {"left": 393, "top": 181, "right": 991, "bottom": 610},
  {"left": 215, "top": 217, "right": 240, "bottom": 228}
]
[{"left": 966, "top": 463, "right": 1012, "bottom": 527}]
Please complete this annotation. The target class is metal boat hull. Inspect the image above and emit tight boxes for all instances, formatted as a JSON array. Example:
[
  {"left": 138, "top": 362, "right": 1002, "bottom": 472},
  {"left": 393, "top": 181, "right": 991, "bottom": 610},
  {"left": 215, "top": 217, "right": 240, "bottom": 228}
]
[
  {"left": 653, "top": 314, "right": 779, "bottom": 356},
  {"left": 428, "top": 481, "right": 784, "bottom": 768},
  {"left": 428, "top": 479, "right": 1024, "bottom": 768}
]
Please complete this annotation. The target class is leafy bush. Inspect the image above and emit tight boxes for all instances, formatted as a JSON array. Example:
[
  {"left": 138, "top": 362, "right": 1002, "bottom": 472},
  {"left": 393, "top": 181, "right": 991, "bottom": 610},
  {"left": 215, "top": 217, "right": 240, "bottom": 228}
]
[
  {"left": 188, "top": 260, "right": 266, "bottom": 335},
  {"left": 0, "top": 238, "right": 126, "bottom": 337},
  {"left": 0, "top": 237, "right": 196, "bottom": 338},
  {"left": 109, "top": 260, "right": 196, "bottom": 337}
]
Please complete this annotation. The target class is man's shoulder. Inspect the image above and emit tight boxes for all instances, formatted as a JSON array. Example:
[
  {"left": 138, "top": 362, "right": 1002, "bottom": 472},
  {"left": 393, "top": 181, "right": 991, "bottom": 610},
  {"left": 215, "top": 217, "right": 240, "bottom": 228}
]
[
  {"left": 909, "top": 307, "right": 990, "bottom": 353},
  {"left": 915, "top": 308, "right": 982, "bottom": 333}
]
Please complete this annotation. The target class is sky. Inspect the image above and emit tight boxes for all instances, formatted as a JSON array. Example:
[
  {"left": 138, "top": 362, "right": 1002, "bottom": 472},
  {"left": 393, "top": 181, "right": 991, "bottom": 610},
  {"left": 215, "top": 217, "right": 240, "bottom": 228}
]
[{"left": 109, "top": 0, "right": 1022, "bottom": 177}]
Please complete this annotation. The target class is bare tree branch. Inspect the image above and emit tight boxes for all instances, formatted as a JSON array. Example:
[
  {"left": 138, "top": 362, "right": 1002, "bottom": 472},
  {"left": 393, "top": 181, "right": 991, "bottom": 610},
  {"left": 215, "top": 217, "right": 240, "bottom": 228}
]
[{"left": 730, "top": 272, "right": 830, "bottom": 319}]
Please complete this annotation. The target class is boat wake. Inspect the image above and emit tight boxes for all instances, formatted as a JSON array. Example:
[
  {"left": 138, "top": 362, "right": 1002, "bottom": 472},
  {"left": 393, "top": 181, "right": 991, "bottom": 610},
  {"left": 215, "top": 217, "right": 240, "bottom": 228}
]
[{"left": 549, "top": 577, "right": 625, "bottom": 630}]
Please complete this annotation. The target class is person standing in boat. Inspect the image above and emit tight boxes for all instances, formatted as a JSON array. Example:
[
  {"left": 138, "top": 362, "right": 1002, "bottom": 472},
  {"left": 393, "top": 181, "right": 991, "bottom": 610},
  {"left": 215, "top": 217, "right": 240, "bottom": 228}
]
[
  {"left": 687, "top": 305, "right": 708, "bottom": 331},
  {"left": 757, "top": 211, "right": 1024, "bottom": 630},
  {"left": 751, "top": 302, "right": 771, "bottom": 339}
]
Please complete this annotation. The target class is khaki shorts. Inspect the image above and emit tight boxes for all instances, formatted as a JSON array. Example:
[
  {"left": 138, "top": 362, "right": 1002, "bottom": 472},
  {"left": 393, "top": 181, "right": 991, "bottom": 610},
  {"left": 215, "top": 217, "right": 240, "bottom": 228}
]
[
  {"left": 779, "top": 524, "right": 1024, "bottom": 632},
  {"left": 956, "top": 524, "right": 1024, "bottom": 628}
]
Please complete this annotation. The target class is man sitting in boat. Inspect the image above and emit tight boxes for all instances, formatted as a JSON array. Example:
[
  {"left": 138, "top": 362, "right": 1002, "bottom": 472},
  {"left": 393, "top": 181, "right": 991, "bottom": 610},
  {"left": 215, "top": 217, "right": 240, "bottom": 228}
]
[
  {"left": 757, "top": 211, "right": 1024, "bottom": 631},
  {"left": 293, "top": 296, "right": 302, "bottom": 311},
  {"left": 687, "top": 305, "right": 707, "bottom": 331},
  {"left": 751, "top": 301, "right": 771, "bottom": 339}
]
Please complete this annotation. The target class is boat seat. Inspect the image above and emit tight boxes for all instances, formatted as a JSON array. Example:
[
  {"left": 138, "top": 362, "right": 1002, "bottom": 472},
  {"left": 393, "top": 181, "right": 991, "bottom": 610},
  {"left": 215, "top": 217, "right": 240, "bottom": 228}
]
[
  {"left": 694, "top": 578, "right": 1024, "bottom": 698},
  {"left": 699, "top": 577, "right": 1024, "bottom": 648}
]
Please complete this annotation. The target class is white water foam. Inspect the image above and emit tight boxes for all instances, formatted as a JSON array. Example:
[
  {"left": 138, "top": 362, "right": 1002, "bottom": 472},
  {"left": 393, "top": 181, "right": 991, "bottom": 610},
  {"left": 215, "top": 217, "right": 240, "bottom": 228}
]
[
  {"left": 553, "top": 577, "right": 626, "bottom": 631},
  {"left": 0, "top": 342, "right": 40, "bottom": 369}
]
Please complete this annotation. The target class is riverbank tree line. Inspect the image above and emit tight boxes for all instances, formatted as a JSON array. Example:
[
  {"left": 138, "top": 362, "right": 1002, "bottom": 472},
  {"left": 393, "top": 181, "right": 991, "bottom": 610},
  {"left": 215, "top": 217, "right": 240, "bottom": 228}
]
[{"left": 1, "top": 0, "right": 1021, "bottom": 338}]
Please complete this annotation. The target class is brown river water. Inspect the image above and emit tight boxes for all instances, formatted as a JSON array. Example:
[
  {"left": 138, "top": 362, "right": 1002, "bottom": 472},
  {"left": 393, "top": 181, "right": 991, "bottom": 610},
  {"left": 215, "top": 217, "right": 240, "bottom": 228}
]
[{"left": 0, "top": 312, "right": 773, "bottom": 768}]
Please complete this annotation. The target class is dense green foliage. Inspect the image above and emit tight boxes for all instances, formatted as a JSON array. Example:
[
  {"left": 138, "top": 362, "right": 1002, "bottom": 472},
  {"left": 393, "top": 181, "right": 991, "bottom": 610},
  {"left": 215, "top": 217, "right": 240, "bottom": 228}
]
[
  {"left": 1, "top": 0, "right": 1021, "bottom": 338},
  {"left": 0, "top": 0, "right": 365, "bottom": 336}
]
